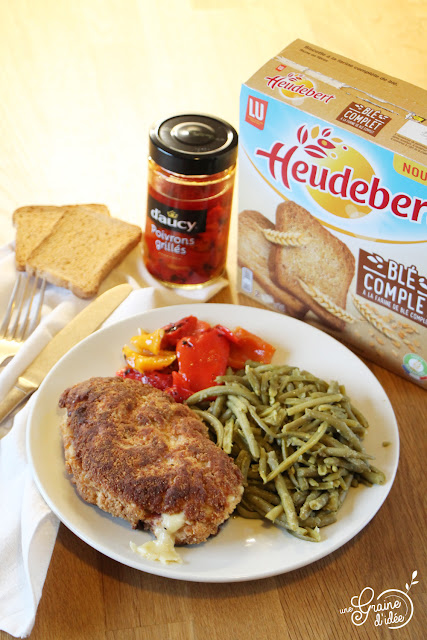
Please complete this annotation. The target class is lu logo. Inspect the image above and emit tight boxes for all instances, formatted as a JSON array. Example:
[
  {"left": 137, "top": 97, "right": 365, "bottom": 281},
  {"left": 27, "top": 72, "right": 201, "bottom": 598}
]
[{"left": 245, "top": 95, "right": 268, "bottom": 130}]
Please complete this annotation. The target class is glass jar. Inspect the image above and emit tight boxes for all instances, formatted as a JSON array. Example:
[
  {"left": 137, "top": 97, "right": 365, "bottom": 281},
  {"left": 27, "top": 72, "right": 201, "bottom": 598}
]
[{"left": 144, "top": 114, "right": 238, "bottom": 288}]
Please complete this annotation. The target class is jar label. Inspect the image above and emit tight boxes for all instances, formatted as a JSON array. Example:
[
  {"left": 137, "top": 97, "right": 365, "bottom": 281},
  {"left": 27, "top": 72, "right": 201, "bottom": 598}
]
[{"left": 147, "top": 194, "right": 207, "bottom": 235}]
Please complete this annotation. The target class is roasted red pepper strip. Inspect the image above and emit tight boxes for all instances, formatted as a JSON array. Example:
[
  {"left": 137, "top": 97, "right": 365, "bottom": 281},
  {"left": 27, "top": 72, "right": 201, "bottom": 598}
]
[
  {"left": 160, "top": 315, "right": 199, "bottom": 350},
  {"left": 227, "top": 327, "right": 275, "bottom": 370},
  {"left": 116, "top": 368, "right": 173, "bottom": 390},
  {"left": 164, "top": 371, "right": 195, "bottom": 403},
  {"left": 214, "top": 324, "right": 240, "bottom": 344},
  {"left": 176, "top": 329, "right": 230, "bottom": 392},
  {"left": 161, "top": 316, "right": 213, "bottom": 350},
  {"left": 118, "top": 318, "right": 275, "bottom": 402},
  {"left": 194, "top": 320, "right": 211, "bottom": 334}
]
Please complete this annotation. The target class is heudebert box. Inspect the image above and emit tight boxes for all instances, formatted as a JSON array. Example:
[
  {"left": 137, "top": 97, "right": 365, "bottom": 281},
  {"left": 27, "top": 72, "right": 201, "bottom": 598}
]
[{"left": 237, "top": 39, "right": 427, "bottom": 388}]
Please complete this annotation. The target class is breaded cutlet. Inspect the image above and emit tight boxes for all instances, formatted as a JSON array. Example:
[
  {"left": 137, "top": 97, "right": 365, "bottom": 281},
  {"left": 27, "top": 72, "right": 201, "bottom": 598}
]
[{"left": 59, "top": 376, "right": 244, "bottom": 545}]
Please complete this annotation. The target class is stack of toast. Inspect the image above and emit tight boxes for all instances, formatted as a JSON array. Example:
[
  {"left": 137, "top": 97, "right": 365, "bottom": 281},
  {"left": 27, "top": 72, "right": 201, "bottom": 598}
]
[
  {"left": 13, "top": 204, "right": 142, "bottom": 298},
  {"left": 238, "top": 201, "right": 355, "bottom": 330}
]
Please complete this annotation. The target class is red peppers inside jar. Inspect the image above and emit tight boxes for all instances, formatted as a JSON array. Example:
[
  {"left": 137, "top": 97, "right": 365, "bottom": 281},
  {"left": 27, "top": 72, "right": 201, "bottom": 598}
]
[{"left": 144, "top": 115, "right": 238, "bottom": 288}]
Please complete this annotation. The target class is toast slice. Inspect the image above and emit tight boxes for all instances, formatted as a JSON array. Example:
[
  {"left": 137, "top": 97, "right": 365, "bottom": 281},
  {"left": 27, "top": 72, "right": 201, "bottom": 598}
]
[
  {"left": 25, "top": 208, "right": 141, "bottom": 298},
  {"left": 269, "top": 201, "right": 355, "bottom": 331},
  {"left": 13, "top": 204, "right": 110, "bottom": 270},
  {"left": 238, "top": 210, "right": 308, "bottom": 318}
]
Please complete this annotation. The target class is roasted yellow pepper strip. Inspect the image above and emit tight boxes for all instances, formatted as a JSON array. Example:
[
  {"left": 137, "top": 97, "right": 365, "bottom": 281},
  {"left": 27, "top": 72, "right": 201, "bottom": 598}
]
[
  {"left": 130, "top": 328, "right": 165, "bottom": 355},
  {"left": 123, "top": 345, "right": 176, "bottom": 372}
]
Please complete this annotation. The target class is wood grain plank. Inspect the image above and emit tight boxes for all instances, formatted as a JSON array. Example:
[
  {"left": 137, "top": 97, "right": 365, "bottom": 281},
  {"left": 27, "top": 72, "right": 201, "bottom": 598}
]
[
  {"left": 28, "top": 526, "right": 107, "bottom": 640},
  {"left": 185, "top": 580, "right": 287, "bottom": 639},
  {"left": 100, "top": 560, "right": 192, "bottom": 631},
  {"left": 106, "top": 621, "right": 194, "bottom": 640}
]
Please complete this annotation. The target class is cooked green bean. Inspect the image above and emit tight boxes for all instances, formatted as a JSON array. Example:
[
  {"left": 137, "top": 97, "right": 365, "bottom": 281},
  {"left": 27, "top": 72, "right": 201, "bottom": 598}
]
[
  {"left": 286, "top": 394, "right": 343, "bottom": 416},
  {"left": 299, "top": 490, "right": 321, "bottom": 520},
  {"left": 236, "top": 503, "right": 262, "bottom": 519},
  {"left": 186, "top": 383, "right": 260, "bottom": 406},
  {"left": 222, "top": 417, "right": 234, "bottom": 454},
  {"left": 258, "top": 446, "right": 268, "bottom": 483},
  {"left": 360, "top": 466, "right": 386, "bottom": 485},
  {"left": 186, "top": 362, "right": 386, "bottom": 542},
  {"left": 245, "top": 484, "right": 281, "bottom": 505},
  {"left": 191, "top": 409, "right": 224, "bottom": 448},
  {"left": 306, "top": 409, "right": 363, "bottom": 451},
  {"left": 235, "top": 449, "right": 252, "bottom": 485},
  {"left": 267, "top": 451, "right": 299, "bottom": 531},
  {"left": 208, "top": 395, "right": 226, "bottom": 418},
  {"left": 302, "top": 512, "right": 337, "bottom": 528},
  {"left": 278, "top": 413, "right": 313, "bottom": 434},
  {"left": 266, "top": 423, "right": 328, "bottom": 482},
  {"left": 227, "top": 396, "right": 260, "bottom": 459},
  {"left": 265, "top": 504, "right": 284, "bottom": 522}
]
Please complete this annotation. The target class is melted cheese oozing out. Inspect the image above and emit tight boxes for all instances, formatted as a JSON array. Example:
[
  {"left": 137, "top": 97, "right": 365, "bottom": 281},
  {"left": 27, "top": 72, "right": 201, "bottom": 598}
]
[{"left": 130, "top": 512, "right": 185, "bottom": 564}]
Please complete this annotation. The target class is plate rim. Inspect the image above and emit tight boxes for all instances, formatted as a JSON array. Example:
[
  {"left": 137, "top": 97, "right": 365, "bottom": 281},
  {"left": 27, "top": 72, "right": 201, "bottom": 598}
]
[{"left": 27, "top": 302, "right": 400, "bottom": 582}]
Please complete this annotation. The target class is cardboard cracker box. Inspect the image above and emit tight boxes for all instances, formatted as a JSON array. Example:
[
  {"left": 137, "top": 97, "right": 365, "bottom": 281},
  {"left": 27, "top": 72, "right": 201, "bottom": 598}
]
[{"left": 238, "top": 39, "right": 427, "bottom": 388}]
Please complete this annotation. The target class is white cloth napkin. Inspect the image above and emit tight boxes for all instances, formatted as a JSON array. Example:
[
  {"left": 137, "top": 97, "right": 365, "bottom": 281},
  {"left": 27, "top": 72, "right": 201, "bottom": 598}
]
[{"left": 0, "top": 242, "right": 227, "bottom": 638}]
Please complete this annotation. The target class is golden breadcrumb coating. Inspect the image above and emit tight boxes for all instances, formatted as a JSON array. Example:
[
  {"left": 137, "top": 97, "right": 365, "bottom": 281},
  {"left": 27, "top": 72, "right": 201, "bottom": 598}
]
[{"left": 59, "top": 376, "right": 243, "bottom": 544}]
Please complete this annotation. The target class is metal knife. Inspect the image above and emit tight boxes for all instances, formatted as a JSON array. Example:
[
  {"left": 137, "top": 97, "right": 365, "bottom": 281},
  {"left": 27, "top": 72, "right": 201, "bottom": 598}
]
[{"left": 0, "top": 283, "right": 132, "bottom": 423}]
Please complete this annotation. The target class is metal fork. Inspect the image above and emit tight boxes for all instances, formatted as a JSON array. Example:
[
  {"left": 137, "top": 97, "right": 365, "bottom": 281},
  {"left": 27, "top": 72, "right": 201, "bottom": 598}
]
[{"left": 0, "top": 273, "right": 47, "bottom": 367}]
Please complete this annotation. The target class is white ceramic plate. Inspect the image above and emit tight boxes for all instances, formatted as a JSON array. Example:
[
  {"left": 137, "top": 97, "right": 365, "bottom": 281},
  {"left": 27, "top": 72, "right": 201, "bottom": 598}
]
[{"left": 27, "top": 303, "right": 399, "bottom": 582}]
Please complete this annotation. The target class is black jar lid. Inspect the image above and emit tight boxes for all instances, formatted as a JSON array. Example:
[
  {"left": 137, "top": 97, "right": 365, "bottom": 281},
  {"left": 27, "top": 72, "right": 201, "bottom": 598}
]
[{"left": 149, "top": 114, "right": 238, "bottom": 175}]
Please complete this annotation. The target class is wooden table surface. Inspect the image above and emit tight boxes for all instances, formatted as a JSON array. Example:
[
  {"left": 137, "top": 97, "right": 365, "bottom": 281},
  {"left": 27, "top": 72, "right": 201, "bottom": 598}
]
[{"left": 0, "top": 1, "right": 426, "bottom": 639}]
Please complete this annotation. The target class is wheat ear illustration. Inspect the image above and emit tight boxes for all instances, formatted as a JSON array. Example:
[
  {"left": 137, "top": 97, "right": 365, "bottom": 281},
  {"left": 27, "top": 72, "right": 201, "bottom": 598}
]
[
  {"left": 299, "top": 280, "right": 355, "bottom": 322},
  {"left": 352, "top": 296, "right": 401, "bottom": 345},
  {"left": 263, "top": 228, "right": 309, "bottom": 247}
]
